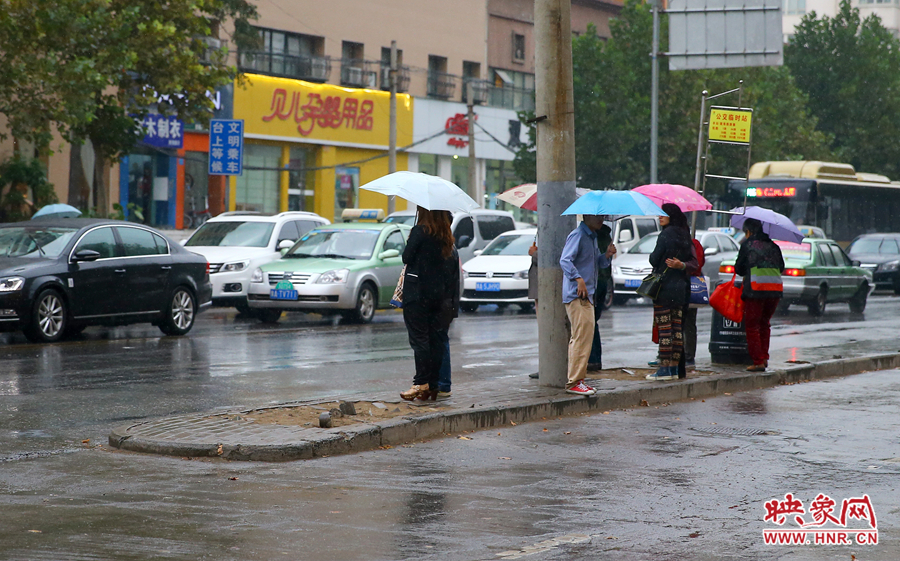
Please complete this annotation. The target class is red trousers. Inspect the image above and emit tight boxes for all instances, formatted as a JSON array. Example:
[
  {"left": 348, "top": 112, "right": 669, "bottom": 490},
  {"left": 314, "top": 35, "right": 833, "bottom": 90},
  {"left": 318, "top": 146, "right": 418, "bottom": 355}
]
[{"left": 743, "top": 297, "right": 779, "bottom": 365}]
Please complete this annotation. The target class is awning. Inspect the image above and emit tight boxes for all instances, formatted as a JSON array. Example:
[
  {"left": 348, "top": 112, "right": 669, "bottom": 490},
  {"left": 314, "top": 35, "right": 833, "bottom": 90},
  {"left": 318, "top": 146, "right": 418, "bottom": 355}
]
[{"left": 494, "top": 69, "right": 514, "bottom": 85}]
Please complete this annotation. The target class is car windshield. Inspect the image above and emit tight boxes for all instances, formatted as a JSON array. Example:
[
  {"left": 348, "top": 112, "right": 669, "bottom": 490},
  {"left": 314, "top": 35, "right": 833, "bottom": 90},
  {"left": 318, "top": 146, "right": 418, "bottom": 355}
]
[
  {"left": 849, "top": 238, "right": 884, "bottom": 254},
  {"left": 775, "top": 241, "right": 813, "bottom": 260},
  {"left": 0, "top": 226, "right": 79, "bottom": 258},
  {"left": 628, "top": 233, "right": 660, "bottom": 254},
  {"left": 285, "top": 229, "right": 381, "bottom": 260},
  {"left": 481, "top": 234, "right": 534, "bottom": 256},
  {"left": 384, "top": 215, "right": 416, "bottom": 226},
  {"left": 185, "top": 221, "right": 275, "bottom": 248}
]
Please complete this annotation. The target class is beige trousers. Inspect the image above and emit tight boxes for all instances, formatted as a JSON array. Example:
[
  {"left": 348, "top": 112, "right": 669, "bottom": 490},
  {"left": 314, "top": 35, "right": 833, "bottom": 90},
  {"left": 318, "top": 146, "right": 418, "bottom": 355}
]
[{"left": 565, "top": 298, "right": 595, "bottom": 388}]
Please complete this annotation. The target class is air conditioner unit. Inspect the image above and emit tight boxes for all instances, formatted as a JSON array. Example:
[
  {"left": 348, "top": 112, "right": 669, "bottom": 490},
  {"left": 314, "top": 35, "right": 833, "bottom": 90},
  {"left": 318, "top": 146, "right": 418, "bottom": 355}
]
[
  {"left": 346, "top": 66, "right": 364, "bottom": 86},
  {"left": 309, "top": 58, "right": 328, "bottom": 80},
  {"left": 197, "top": 36, "right": 222, "bottom": 64}
]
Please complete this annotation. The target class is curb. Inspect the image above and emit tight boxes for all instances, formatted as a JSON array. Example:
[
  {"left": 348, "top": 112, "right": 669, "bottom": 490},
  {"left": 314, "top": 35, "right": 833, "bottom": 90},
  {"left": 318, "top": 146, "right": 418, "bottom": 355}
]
[{"left": 109, "top": 352, "right": 900, "bottom": 461}]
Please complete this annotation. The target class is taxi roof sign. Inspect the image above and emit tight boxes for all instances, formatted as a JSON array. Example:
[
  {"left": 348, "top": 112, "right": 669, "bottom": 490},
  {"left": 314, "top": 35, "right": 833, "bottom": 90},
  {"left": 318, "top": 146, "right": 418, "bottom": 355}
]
[{"left": 341, "top": 208, "right": 385, "bottom": 222}]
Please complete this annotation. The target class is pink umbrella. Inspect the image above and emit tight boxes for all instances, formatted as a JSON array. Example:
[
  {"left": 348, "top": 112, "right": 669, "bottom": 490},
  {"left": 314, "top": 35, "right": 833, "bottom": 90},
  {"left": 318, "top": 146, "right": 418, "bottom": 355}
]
[
  {"left": 632, "top": 184, "right": 712, "bottom": 212},
  {"left": 496, "top": 183, "right": 589, "bottom": 211}
]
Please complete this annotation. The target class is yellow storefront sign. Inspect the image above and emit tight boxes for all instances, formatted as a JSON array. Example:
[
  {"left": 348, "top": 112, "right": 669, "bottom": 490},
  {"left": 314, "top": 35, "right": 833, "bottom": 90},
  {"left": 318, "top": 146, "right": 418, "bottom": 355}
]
[
  {"left": 708, "top": 107, "right": 752, "bottom": 144},
  {"left": 234, "top": 73, "right": 413, "bottom": 147}
]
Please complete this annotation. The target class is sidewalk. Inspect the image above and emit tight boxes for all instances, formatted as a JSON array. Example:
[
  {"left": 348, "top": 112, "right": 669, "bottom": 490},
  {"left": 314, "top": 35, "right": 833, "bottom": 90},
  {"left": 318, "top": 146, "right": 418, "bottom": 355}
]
[{"left": 109, "top": 352, "right": 900, "bottom": 462}]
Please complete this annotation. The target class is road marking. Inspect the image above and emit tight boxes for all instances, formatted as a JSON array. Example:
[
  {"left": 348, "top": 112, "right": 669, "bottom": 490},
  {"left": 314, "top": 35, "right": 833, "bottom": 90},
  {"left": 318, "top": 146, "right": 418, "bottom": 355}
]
[{"left": 496, "top": 534, "right": 591, "bottom": 559}]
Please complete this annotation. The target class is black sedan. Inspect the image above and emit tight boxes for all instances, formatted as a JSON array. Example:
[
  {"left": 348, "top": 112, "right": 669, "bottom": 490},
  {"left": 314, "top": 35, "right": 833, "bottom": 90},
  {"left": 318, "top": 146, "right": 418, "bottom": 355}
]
[
  {"left": 0, "top": 219, "right": 212, "bottom": 343},
  {"left": 847, "top": 233, "right": 900, "bottom": 294}
]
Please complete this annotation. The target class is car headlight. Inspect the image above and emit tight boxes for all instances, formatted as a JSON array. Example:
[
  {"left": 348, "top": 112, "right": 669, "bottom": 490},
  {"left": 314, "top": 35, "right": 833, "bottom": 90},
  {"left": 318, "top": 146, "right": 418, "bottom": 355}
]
[
  {"left": 613, "top": 266, "right": 621, "bottom": 275},
  {"left": 462, "top": 270, "right": 469, "bottom": 279},
  {"left": 879, "top": 260, "right": 900, "bottom": 272},
  {"left": 250, "top": 268, "right": 263, "bottom": 283},
  {"left": 0, "top": 277, "right": 24, "bottom": 292},
  {"left": 317, "top": 269, "right": 350, "bottom": 284},
  {"left": 513, "top": 269, "right": 529, "bottom": 280},
  {"left": 220, "top": 260, "right": 250, "bottom": 273}
]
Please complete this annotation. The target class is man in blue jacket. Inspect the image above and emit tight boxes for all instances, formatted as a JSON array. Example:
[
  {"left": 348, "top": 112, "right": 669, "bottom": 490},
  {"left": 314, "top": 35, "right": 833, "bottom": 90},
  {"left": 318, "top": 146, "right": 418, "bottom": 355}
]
[{"left": 560, "top": 215, "right": 616, "bottom": 395}]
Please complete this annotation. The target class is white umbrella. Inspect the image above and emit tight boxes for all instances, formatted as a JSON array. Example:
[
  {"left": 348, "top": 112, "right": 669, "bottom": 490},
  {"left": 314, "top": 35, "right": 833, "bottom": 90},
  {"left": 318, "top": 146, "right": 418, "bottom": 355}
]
[{"left": 359, "top": 171, "right": 479, "bottom": 213}]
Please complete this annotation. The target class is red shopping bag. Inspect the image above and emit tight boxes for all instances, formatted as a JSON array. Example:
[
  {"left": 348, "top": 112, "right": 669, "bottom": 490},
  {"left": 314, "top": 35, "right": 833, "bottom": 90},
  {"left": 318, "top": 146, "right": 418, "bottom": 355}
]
[{"left": 709, "top": 274, "right": 744, "bottom": 323}]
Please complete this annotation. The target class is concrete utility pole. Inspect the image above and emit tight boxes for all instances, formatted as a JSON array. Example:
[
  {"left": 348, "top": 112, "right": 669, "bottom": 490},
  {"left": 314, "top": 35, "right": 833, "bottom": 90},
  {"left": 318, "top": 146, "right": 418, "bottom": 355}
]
[
  {"left": 650, "top": 0, "right": 660, "bottom": 184},
  {"left": 466, "top": 82, "right": 477, "bottom": 201},
  {"left": 388, "top": 40, "right": 398, "bottom": 213},
  {"left": 535, "top": 0, "right": 578, "bottom": 388}
]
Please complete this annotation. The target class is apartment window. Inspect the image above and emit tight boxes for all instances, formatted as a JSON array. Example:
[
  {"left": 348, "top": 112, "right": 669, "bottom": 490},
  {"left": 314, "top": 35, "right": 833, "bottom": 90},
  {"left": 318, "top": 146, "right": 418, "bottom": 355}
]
[
  {"left": 462, "top": 61, "right": 484, "bottom": 104},
  {"left": 380, "top": 46, "right": 409, "bottom": 92},
  {"left": 488, "top": 68, "right": 535, "bottom": 111},
  {"left": 784, "top": 0, "right": 805, "bottom": 13},
  {"left": 512, "top": 33, "right": 526, "bottom": 63},
  {"left": 341, "top": 41, "right": 372, "bottom": 87},
  {"left": 427, "top": 55, "right": 455, "bottom": 99},
  {"left": 239, "top": 27, "right": 329, "bottom": 82}
]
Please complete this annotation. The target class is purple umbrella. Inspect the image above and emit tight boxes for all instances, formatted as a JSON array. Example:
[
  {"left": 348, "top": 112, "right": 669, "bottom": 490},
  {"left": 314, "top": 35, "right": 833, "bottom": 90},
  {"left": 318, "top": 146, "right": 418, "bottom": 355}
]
[{"left": 730, "top": 206, "right": 804, "bottom": 243}]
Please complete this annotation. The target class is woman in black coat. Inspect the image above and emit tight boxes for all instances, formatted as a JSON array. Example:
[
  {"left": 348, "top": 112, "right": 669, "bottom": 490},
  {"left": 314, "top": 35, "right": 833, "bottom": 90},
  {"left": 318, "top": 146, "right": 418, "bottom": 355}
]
[
  {"left": 400, "top": 207, "right": 459, "bottom": 401},
  {"left": 647, "top": 203, "right": 697, "bottom": 380}
]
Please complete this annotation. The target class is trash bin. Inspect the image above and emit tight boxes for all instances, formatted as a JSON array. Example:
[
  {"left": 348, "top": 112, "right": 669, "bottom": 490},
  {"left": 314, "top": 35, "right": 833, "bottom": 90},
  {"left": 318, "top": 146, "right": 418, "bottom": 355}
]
[{"left": 708, "top": 308, "right": 752, "bottom": 365}]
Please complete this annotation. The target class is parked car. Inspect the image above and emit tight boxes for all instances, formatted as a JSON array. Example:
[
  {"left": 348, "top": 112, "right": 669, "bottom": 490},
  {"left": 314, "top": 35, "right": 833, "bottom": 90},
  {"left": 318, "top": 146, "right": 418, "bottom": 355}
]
[
  {"left": 183, "top": 211, "right": 330, "bottom": 314},
  {"left": 611, "top": 229, "right": 739, "bottom": 304},
  {"left": 384, "top": 208, "right": 516, "bottom": 264},
  {"left": 608, "top": 215, "right": 661, "bottom": 255},
  {"left": 719, "top": 238, "right": 873, "bottom": 315},
  {"left": 0, "top": 219, "right": 211, "bottom": 342},
  {"left": 846, "top": 233, "right": 900, "bottom": 294},
  {"left": 246, "top": 222, "right": 410, "bottom": 323},
  {"left": 460, "top": 229, "right": 535, "bottom": 312}
]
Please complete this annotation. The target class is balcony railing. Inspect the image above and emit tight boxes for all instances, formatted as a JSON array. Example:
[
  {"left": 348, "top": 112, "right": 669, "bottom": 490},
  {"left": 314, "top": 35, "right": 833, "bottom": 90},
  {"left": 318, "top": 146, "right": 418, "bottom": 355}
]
[
  {"left": 487, "top": 85, "right": 535, "bottom": 111},
  {"left": 239, "top": 52, "right": 331, "bottom": 82},
  {"left": 427, "top": 71, "right": 457, "bottom": 99},
  {"left": 462, "top": 79, "right": 490, "bottom": 105},
  {"left": 380, "top": 65, "right": 411, "bottom": 93},
  {"left": 340, "top": 59, "right": 379, "bottom": 88}
]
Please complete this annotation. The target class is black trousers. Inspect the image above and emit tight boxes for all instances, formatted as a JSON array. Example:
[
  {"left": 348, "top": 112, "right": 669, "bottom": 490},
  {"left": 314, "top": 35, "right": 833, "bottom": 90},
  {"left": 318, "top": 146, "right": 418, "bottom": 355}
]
[{"left": 403, "top": 299, "right": 444, "bottom": 388}]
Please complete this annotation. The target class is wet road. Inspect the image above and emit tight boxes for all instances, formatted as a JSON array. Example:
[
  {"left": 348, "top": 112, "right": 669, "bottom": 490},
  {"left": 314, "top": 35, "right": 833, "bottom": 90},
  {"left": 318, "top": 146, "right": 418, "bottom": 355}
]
[{"left": 1, "top": 295, "right": 899, "bottom": 559}]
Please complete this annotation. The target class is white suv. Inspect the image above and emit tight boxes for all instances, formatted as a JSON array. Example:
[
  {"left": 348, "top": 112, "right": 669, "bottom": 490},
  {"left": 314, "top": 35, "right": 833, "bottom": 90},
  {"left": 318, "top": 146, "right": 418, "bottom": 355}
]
[
  {"left": 384, "top": 208, "right": 516, "bottom": 264},
  {"left": 184, "top": 211, "right": 330, "bottom": 313}
]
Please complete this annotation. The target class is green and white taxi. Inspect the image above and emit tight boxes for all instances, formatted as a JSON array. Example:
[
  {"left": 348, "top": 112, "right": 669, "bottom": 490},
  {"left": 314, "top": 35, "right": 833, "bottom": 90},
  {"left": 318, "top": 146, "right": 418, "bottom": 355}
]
[
  {"left": 247, "top": 222, "right": 410, "bottom": 323},
  {"left": 719, "top": 238, "right": 874, "bottom": 315}
]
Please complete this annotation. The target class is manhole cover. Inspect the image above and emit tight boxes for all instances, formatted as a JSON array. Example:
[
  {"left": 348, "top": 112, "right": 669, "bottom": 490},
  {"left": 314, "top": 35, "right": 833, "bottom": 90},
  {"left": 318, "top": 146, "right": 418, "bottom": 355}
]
[{"left": 692, "top": 427, "right": 779, "bottom": 437}]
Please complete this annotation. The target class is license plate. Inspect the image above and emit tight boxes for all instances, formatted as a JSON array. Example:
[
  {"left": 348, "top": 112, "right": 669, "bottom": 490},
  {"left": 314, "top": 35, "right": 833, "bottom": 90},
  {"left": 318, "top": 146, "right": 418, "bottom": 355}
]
[
  {"left": 270, "top": 289, "right": 298, "bottom": 300},
  {"left": 476, "top": 282, "right": 501, "bottom": 292},
  {"left": 624, "top": 279, "right": 642, "bottom": 288}
]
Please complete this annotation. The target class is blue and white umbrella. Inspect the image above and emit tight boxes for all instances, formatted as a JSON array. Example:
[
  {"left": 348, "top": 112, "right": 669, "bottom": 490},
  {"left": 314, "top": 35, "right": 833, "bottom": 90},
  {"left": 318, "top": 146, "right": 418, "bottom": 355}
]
[
  {"left": 561, "top": 190, "right": 667, "bottom": 219},
  {"left": 32, "top": 204, "right": 82, "bottom": 220}
]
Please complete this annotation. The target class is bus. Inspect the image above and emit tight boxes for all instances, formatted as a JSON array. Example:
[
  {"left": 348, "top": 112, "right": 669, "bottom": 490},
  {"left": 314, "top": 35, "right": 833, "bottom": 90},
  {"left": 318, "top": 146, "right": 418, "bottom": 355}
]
[{"left": 725, "top": 161, "right": 900, "bottom": 245}]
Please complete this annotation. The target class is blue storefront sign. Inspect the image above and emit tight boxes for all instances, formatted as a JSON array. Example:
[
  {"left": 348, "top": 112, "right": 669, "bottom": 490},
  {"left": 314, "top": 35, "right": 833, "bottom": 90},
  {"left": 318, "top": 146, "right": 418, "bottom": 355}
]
[
  {"left": 140, "top": 114, "right": 184, "bottom": 149},
  {"left": 209, "top": 119, "right": 243, "bottom": 176}
]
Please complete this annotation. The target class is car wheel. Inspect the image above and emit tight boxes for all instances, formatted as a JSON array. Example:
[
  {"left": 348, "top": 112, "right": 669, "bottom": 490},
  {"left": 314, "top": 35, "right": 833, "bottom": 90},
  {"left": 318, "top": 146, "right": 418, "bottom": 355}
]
[
  {"left": 159, "top": 287, "right": 197, "bottom": 336},
  {"left": 348, "top": 284, "right": 377, "bottom": 324},
  {"left": 257, "top": 309, "right": 282, "bottom": 323},
  {"left": 24, "top": 288, "right": 67, "bottom": 343},
  {"left": 602, "top": 283, "right": 613, "bottom": 310},
  {"left": 807, "top": 287, "right": 827, "bottom": 316},
  {"left": 235, "top": 301, "right": 255, "bottom": 316},
  {"left": 849, "top": 283, "right": 868, "bottom": 314},
  {"left": 460, "top": 303, "right": 479, "bottom": 313}
]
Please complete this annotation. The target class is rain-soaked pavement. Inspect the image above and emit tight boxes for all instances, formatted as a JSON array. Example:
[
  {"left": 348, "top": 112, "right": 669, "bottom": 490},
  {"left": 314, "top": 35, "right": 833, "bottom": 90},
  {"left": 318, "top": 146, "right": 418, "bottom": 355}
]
[{"left": 1, "top": 295, "right": 899, "bottom": 559}]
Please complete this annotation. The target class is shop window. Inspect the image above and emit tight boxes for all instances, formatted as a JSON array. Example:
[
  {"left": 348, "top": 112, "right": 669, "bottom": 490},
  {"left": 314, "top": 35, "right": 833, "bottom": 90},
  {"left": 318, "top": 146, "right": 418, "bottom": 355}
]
[
  {"left": 289, "top": 145, "right": 315, "bottom": 212},
  {"left": 235, "top": 144, "right": 280, "bottom": 214},
  {"left": 334, "top": 167, "right": 360, "bottom": 219}
]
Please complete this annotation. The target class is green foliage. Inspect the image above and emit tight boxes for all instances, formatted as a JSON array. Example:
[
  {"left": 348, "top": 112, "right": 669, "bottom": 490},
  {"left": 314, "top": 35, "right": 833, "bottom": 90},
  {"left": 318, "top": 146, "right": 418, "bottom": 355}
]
[
  {"left": 0, "top": 0, "right": 258, "bottom": 158},
  {"left": 786, "top": 0, "right": 900, "bottom": 177},
  {"left": 514, "top": 0, "right": 834, "bottom": 198},
  {"left": 0, "top": 156, "right": 57, "bottom": 222},
  {"left": 110, "top": 203, "right": 145, "bottom": 223}
]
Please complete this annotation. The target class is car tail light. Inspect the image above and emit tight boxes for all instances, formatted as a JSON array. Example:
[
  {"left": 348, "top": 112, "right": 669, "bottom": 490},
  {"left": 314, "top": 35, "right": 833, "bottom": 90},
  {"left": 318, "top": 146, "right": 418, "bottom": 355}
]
[
  {"left": 784, "top": 268, "right": 806, "bottom": 277},
  {"left": 719, "top": 265, "right": 735, "bottom": 274}
]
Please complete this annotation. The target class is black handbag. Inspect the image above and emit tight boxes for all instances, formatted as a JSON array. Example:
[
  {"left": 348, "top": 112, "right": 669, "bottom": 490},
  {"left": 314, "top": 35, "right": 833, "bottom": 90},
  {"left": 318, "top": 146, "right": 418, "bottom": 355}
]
[{"left": 636, "top": 267, "right": 668, "bottom": 299}]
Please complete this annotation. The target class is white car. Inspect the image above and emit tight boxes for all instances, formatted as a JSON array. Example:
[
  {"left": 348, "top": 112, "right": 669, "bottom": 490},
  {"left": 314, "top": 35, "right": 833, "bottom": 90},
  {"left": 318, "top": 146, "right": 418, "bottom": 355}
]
[
  {"left": 610, "top": 229, "right": 740, "bottom": 305},
  {"left": 385, "top": 208, "right": 516, "bottom": 265},
  {"left": 460, "top": 228, "right": 535, "bottom": 312},
  {"left": 184, "top": 211, "right": 330, "bottom": 313}
]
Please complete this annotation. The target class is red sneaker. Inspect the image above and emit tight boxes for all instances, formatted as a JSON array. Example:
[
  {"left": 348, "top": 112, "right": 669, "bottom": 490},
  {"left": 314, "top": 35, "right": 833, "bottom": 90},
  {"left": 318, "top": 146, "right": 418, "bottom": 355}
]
[{"left": 566, "top": 382, "right": 596, "bottom": 396}]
